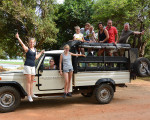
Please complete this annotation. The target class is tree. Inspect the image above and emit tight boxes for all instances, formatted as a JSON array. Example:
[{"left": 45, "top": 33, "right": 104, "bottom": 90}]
[
  {"left": 92, "top": 0, "right": 150, "bottom": 57},
  {"left": 55, "top": 0, "right": 94, "bottom": 48},
  {"left": 0, "top": 0, "right": 58, "bottom": 58}
]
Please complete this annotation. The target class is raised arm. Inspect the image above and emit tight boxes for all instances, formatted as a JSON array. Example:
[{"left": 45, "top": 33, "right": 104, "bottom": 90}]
[
  {"left": 97, "top": 30, "right": 100, "bottom": 42},
  {"left": 35, "top": 50, "right": 45, "bottom": 59},
  {"left": 15, "top": 33, "right": 28, "bottom": 52},
  {"left": 134, "top": 30, "right": 145, "bottom": 35},
  {"left": 59, "top": 54, "right": 63, "bottom": 76},
  {"left": 93, "top": 31, "right": 96, "bottom": 42}
]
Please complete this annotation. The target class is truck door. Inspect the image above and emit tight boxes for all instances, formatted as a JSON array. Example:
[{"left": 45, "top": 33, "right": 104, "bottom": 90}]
[{"left": 38, "top": 56, "right": 65, "bottom": 91}]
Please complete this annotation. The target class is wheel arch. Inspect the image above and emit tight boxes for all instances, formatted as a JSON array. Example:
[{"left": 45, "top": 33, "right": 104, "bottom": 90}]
[
  {"left": 0, "top": 81, "right": 27, "bottom": 98},
  {"left": 95, "top": 78, "right": 116, "bottom": 92}
]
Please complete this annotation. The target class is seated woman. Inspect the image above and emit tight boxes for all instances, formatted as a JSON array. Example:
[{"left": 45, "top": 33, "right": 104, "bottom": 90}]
[{"left": 45, "top": 59, "right": 57, "bottom": 70}]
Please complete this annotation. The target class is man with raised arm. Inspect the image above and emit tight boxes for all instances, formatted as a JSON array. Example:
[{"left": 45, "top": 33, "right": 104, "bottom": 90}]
[{"left": 119, "top": 22, "right": 144, "bottom": 44}]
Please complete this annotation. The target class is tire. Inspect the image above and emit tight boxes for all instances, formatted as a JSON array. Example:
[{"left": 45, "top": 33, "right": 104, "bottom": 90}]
[
  {"left": 94, "top": 84, "right": 114, "bottom": 104},
  {"left": 81, "top": 92, "right": 93, "bottom": 97},
  {"left": 133, "top": 57, "right": 150, "bottom": 77},
  {"left": 0, "top": 86, "right": 21, "bottom": 113}
]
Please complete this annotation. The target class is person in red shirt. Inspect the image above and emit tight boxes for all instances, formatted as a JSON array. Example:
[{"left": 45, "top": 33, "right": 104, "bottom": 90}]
[
  {"left": 106, "top": 19, "right": 118, "bottom": 56},
  {"left": 106, "top": 19, "right": 118, "bottom": 44}
]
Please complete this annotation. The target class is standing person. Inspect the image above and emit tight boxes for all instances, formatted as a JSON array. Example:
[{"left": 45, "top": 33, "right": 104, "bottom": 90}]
[
  {"left": 106, "top": 19, "right": 118, "bottom": 56},
  {"left": 15, "top": 33, "right": 44, "bottom": 102},
  {"left": 59, "top": 44, "right": 85, "bottom": 98},
  {"left": 119, "top": 22, "right": 144, "bottom": 56},
  {"left": 97, "top": 22, "right": 109, "bottom": 56},
  {"left": 119, "top": 22, "right": 144, "bottom": 44},
  {"left": 73, "top": 26, "right": 85, "bottom": 54},
  {"left": 80, "top": 23, "right": 91, "bottom": 42}
]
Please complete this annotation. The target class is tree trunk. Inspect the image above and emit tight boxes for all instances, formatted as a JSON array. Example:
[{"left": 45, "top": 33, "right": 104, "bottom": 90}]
[{"left": 139, "top": 41, "right": 147, "bottom": 57}]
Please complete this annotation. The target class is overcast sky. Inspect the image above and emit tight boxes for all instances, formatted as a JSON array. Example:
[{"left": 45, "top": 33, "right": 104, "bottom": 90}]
[{"left": 56, "top": 0, "right": 64, "bottom": 4}]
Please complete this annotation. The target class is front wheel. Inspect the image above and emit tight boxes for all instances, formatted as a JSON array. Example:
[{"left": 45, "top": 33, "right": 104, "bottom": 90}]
[
  {"left": 94, "top": 84, "right": 114, "bottom": 104},
  {"left": 0, "top": 86, "right": 21, "bottom": 113}
]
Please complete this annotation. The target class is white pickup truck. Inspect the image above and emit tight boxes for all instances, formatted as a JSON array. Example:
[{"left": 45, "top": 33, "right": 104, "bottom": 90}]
[{"left": 1, "top": 41, "right": 148, "bottom": 113}]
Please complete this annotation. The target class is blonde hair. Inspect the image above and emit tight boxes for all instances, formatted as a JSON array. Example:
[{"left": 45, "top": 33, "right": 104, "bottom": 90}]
[
  {"left": 90, "top": 26, "right": 94, "bottom": 30},
  {"left": 85, "top": 23, "right": 91, "bottom": 27},
  {"left": 28, "top": 37, "right": 36, "bottom": 43},
  {"left": 75, "top": 26, "right": 80, "bottom": 30},
  {"left": 63, "top": 44, "right": 70, "bottom": 49}
]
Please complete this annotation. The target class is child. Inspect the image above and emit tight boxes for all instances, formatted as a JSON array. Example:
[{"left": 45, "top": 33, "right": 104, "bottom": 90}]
[
  {"left": 73, "top": 26, "right": 85, "bottom": 54},
  {"left": 59, "top": 44, "right": 85, "bottom": 98},
  {"left": 80, "top": 23, "right": 91, "bottom": 42},
  {"left": 87, "top": 26, "right": 96, "bottom": 43}
]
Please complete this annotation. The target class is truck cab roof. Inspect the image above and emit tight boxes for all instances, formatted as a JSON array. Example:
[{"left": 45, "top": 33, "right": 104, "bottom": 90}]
[{"left": 44, "top": 50, "right": 64, "bottom": 55}]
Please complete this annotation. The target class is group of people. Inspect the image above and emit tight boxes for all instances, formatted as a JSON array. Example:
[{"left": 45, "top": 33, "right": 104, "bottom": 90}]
[
  {"left": 73, "top": 19, "right": 144, "bottom": 56},
  {"left": 15, "top": 19, "right": 144, "bottom": 102}
]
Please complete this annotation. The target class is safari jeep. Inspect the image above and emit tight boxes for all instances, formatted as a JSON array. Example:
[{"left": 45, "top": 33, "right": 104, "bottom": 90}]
[{"left": 0, "top": 41, "right": 149, "bottom": 113}]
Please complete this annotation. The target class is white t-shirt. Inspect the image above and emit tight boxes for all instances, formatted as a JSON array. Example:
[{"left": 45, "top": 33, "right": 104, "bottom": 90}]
[
  {"left": 87, "top": 30, "right": 95, "bottom": 42},
  {"left": 73, "top": 33, "right": 83, "bottom": 40}
]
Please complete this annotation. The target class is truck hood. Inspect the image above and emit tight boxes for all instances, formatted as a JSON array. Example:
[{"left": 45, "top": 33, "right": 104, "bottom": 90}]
[{"left": 0, "top": 70, "right": 23, "bottom": 75}]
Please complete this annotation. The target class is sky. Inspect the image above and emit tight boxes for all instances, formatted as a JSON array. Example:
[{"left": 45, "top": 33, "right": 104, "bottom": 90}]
[{"left": 56, "top": 0, "right": 64, "bottom": 4}]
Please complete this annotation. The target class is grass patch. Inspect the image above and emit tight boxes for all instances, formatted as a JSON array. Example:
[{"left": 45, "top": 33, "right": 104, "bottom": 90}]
[
  {"left": 137, "top": 77, "right": 150, "bottom": 81},
  {"left": 0, "top": 61, "right": 24, "bottom": 65}
]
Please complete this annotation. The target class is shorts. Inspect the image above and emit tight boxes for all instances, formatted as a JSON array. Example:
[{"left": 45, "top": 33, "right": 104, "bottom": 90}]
[
  {"left": 23, "top": 65, "right": 36, "bottom": 75},
  {"left": 63, "top": 68, "right": 74, "bottom": 73}
]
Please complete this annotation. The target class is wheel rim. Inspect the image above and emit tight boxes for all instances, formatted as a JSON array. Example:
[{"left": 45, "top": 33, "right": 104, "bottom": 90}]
[
  {"left": 99, "top": 88, "right": 110, "bottom": 101},
  {"left": 139, "top": 62, "right": 149, "bottom": 75},
  {"left": 0, "top": 93, "right": 15, "bottom": 108}
]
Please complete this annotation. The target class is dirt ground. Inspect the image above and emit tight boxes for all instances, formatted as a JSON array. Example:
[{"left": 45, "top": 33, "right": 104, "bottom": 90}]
[{"left": 0, "top": 78, "right": 150, "bottom": 120}]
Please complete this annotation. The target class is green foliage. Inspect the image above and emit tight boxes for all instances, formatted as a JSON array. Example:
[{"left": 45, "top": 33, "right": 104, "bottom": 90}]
[
  {"left": 0, "top": 0, "right": 58, "bottom": 58},
  {"left": 55, "top": 0, "right": 94, "bottom": 48},
  {"left": 92, "top": 0, "right": 150, "bottom": 57},
  {"left": 0, "top": 0, "right": 150, "bottom": 59}
]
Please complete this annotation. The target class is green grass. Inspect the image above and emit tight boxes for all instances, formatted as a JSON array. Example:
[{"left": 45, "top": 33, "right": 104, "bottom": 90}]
[
  {"left": 137, "top": 77, "right": 150, "bottom": 81},
  {"left": 0, "top": 61, "right": 24, "bottom": 65}
]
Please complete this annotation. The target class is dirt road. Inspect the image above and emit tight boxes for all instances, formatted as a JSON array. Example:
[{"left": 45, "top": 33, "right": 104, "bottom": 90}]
[{"left": 0, "top": 78, "right": 150, "bottom": 120}]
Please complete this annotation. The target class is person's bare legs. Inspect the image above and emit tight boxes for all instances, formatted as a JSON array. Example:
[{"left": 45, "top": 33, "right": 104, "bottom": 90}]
[
  {"left": 30, "top": 75, "right": 35, "bottom": 96},
  {"left": 67, "top": 71, "right": 73, "bottom": 93},
  {"left": 97, "top": 49, "right": 104, "bottom": 56},
  {"left": 25, "top": 74, "right": 33, "bottom": 102},
  {"left": 25, "top": 74, "right": 31, "bottom": 96},
  {"left": 81, "top": 48, "right": 85, "bottom": 55},
  {"left": 63, "top": 73, "right": 69, "bottom": 94}
]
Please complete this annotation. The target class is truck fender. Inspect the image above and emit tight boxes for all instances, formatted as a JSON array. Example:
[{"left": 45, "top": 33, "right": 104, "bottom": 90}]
[
  {"left": 95, "top": 78, "right": 116, "bottom": 92},
  {"left": 0, "top": 81, "right": 27, "bottom": 98}
]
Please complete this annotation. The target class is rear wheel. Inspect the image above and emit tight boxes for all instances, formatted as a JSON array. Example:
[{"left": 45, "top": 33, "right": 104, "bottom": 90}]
[
  {"left": 134, "top": 57, "right": 150, "bottom": 77},
  {"left": 94, "top": 84, "right": 114, "bottom": 104},
  {"left": 0, "top": 86, "right": 21, "bottom": 113}
]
